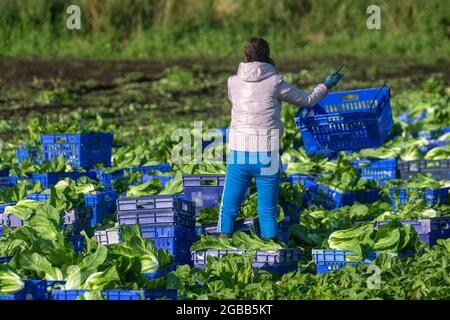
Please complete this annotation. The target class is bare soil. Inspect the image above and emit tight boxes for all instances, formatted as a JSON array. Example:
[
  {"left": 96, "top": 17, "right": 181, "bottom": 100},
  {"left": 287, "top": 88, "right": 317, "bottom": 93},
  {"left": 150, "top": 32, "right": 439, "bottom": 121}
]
[{"left": 1, "top": 56, "right": 447, "bottom": 87}]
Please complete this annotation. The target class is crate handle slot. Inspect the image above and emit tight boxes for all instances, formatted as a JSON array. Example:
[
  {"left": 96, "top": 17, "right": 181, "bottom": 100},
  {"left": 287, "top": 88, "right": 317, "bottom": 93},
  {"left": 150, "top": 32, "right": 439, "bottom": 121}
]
[
  {"left": 355, "top": 161, "right": 370, "bottom": 168},
  {"left": 438, "top": 221, "right": 449, "bottom": 230},
  {"left": 425, "top": 161, "right": 440, "bottom": 169},
  {"left": 341, "top": 94, "right": 359, "bottom": 101},
  {"left": 55, "top": 137, "right": 67, "bottom": 143},
  {"left": 200, "top": 179, "right": 219, "bottom": 186}
]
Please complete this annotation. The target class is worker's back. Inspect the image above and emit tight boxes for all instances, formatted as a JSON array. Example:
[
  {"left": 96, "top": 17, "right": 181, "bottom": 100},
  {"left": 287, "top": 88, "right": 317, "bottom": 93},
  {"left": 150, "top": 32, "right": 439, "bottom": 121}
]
[{"left": 227, "top": 61, "right": 284, "bottom": 152}]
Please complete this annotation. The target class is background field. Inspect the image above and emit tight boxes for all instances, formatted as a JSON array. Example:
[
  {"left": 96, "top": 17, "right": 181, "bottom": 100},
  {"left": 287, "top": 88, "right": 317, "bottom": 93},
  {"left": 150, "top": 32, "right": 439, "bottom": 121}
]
[{"left": 0, "top": 0, "right": 449, "bottom": 156}]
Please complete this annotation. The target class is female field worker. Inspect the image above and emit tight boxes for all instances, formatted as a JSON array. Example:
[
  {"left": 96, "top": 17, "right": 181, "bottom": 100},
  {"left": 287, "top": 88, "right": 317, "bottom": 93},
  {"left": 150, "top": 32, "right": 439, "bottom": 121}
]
[{"left": 218, "top": 37, "right": 343, "bottom": 240}]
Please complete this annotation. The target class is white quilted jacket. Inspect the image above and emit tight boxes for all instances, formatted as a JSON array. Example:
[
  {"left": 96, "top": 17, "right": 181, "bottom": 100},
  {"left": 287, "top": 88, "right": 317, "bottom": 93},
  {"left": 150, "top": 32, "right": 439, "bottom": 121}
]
[{"left": 227, "top": 62, "right": 328, "bottom": 152}]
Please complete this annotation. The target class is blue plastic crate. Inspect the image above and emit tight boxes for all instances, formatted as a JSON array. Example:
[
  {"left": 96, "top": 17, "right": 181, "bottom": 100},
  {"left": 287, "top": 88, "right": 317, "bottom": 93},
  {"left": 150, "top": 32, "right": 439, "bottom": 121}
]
[
  {"left": 398, "top": 160, "right": 450, "bottom": 181},
  {"left": 143, "top": 264, "right": 176, "bottom": 280},
  {"left": 43, "top": 281, "right": 66, "bottom": 300},
  {"left": 182, "top": 175, "right": 225, "bottom": 214},
  {"left": 202, "top": 128, "right": 228, "bottom": 149},
  {"left": 281, "top": 203, "right": 302, "bottom": 225},
  {"left": 141, "top": 175, "right": 175, "bottom": 187},
  {"left": 0, "top": 280, "right": 47, "bottom": 300},
  {"left": 4, "top": 176, "right": 29, "bottom": 187},
  {"left": 313, "top": 249, "right": 418, "bottom": 274},
  {"left": 30, "top": 171, "right": 97, "bottom": 188},
  {"left": 117, "top": 195, "right": 196, "bottom": 228},
  {"left": 352, "top": 158, "right": 397, "bottom": 184},
  {"left": 389, "top": 187, "right": 450, "bottom": 209},
  {"left": 202, "top": 128, "right": 228, "bottom": 163},
  {"left": 0, "top": 226, "right": 2, "bottom": 237},
  {"left": 0, "top": 255, "right": 12, "bottom": 264},
  {"left": 40, "top": 133, "right": 113, "bottom": 169},
  {"left": 26, "top": 193, "right": 50, "bottom": 201},
  {"left": 416, "top": 127, "right": 450, "bottom": 140},
  {"left": 192, "top": 249, "right": 301, "bottom": 274},
  {"left": 26, "top": 190, "right": 116, "bottom": 226},
  {"left": 0, "top": 178, "right": 10, "bottom": 189},
  {"left": 303, "top": 178, "right": 381, "bottom": 210},
  {"left": 84, "top": 190, "right": 118, "bottom": 225},
  {"left": 62, "top": 207, "right": 93, "bottom": 235},
  {"left": 0, "top": 168, "right": 9, "bottom": 177},
  {"left": 294, "top": 87, "right": 393, "bottom": 154},
  {"left": 17, "top": 146, "right": 43, "bottom": 165},
  {"left": 376, "top": 217, "right": 450, "bottom": 246},
  {"left": 50, "top": 289, "right": 177, "bottom": 300},
  {"left": 67, "top": 235, "right": 84, "bottom": 254},
  {"left": 419, "top": 140, "right": 450, "bottom": 153},
  {"left": 88, "top": 168, "right": 125, "bottom": 189},
  {"left": 285, "top": 174, "right": 317, "bottom": 184},
  {"left": 152, "top": 237, "right": 193, "bottom": 265},
  {"left": 126, "top": 163, "right": 171, "bottom": 175},
  {"left": 397, "top": 110, "right": 427, "bottom": 124},
  {"left": 0, "top": 202, "right": 16, "bottom": 214}
]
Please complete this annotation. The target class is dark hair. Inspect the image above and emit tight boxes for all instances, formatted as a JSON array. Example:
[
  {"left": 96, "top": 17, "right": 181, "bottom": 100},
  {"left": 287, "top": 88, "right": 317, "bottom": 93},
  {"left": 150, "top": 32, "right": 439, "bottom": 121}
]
[{"left": 244, "top": 37, "right": 274, "bottom": 66}]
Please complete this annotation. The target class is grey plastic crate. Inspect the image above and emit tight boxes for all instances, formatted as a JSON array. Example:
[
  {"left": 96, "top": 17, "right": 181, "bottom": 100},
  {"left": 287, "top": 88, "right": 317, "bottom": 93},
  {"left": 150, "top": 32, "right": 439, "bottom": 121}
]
[
  {"left": 94, "top": 224, "right": 119, "bottom": 245},
  {"left": 0, "top": 212, "right": 25, "bottom": 227},
  {"left": 117, "top": 194, "right": 194, "bottom": 213},
  {"left": 1, "top": 206, "right": 92, "bottom": 234},
  {"left": 117, "top": 195, "right": 195, "bottom": 228},
  {"left": 191, "top": 248, "right": 301, "bottom": 273},
  {"left": 398, "top": 159, "right": 450, "bottom": 180}
]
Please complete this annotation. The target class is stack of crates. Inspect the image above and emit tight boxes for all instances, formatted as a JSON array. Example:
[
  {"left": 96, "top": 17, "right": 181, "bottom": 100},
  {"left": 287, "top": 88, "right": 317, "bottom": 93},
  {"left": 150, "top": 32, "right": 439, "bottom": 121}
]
[{"left": 117, "top": 194, "right": 196, "bottom": 265}]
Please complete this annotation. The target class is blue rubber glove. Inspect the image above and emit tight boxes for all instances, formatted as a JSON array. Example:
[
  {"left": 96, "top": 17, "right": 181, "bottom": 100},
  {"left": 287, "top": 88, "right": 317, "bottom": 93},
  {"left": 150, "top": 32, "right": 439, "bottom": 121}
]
[{"left": 324, "top": 72, "right": 344, "bottom": 89}]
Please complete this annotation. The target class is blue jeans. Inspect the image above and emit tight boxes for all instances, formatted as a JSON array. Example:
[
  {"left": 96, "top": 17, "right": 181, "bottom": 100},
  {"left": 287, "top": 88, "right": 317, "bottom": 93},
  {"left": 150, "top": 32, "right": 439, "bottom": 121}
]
[{"left": 218, "top": 150, "right": 281, "bottom": 238}]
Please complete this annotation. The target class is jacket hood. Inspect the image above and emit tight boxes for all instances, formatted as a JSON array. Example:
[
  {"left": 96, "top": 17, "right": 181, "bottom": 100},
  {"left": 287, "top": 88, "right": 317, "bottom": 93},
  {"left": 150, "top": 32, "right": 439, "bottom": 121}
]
[{"left": 236, "top": 62, "right": 276, "bottom": 82}]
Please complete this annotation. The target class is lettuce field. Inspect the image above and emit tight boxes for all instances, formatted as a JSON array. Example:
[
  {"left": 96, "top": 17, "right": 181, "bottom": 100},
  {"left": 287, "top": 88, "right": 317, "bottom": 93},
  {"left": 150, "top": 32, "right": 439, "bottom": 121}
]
[
  {"left": 0, "top": 0, "right": 449, "bottom": 302},
  {"left": 0, "top": 57, "right": 449, "bottom": 300}
]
